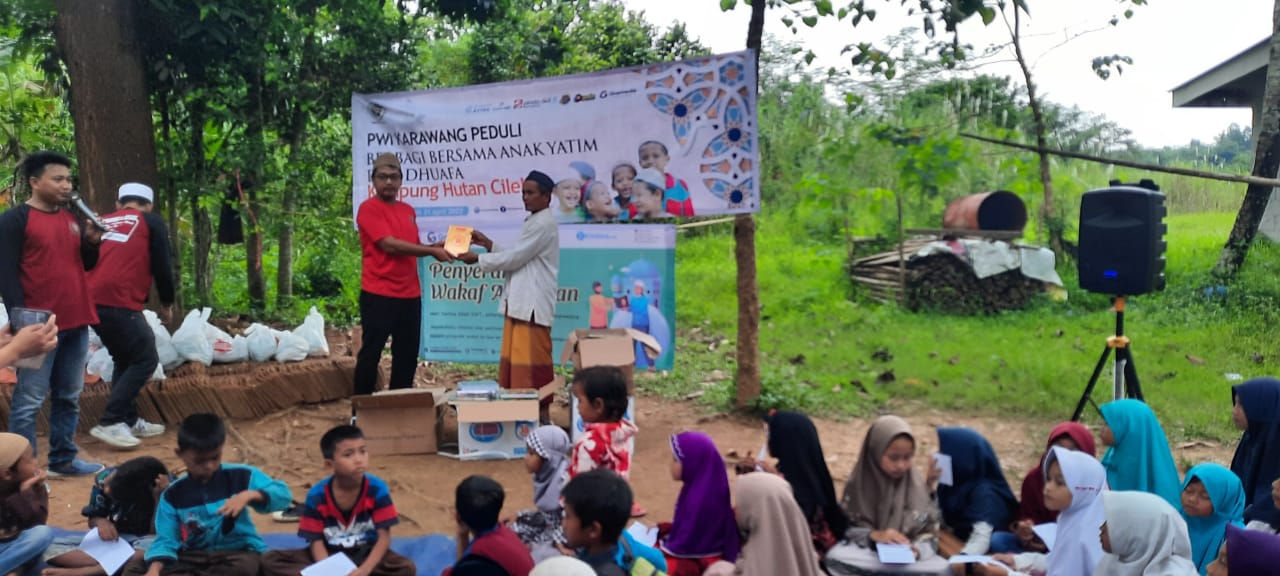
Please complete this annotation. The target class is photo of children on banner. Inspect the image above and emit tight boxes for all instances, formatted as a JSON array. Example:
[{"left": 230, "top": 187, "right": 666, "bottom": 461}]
[
  {"left": 611, "top": 163, "right": 638, "bottom": 221},
  {"left": 638, "top": 141, "right": 694, "bottom": 217},
  {"left": 632, "top": 168, "right": 676, "bottom": 221}
]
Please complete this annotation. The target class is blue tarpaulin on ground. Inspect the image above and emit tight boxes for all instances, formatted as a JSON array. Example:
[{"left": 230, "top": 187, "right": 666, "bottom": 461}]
[{"left": 40, "top": 528, "right": 457, "bottom": 576}]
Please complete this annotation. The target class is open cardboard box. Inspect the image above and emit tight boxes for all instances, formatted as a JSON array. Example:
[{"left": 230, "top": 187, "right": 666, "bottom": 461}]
[
  {"left": 439, "top": 377, "right": 563, "bottom": 461},
  {"left": 352, "top": 387, "right": 448, "bottom": 455},
  {"left": 560, "top": 329, "right": 662, "bottom": 447}
]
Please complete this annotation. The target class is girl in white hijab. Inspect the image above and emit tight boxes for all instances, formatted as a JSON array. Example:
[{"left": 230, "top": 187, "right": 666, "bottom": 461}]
[
  {"left": 994, "top": 447, "right": 1109, "bottom": 576},
  {"left": 1095, "top": 491, "right": 1197, "bottom": 575}
]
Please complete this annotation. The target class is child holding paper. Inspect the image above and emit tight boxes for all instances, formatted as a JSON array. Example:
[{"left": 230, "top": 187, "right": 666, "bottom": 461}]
[
  {"left": 988, "top": 448, "right": 1108, "bottom": 576},
  {"left": 1095, "top": 491, "right": 1198, "bottom": 575},
  {"left": 1099, "top": 399, "right": 1182, "bottom": 507},
  {"left": 1009, "top": 422, "right": 1095, "bottom": 553},
  {"left": 658, "top": 431, "right": 740, "bottom": 575},
  {"left": 261, "top": 425, "right": 415, "bottom": 576},
  {"left": 562, "top": 469, "right": 667, "bottom": 575},
  {"left": 824, "top": 416, "right": 949, "bottom": 576},
  {"left": 1179, "top": 464, "right": 1245, "bottom": 574},
  {"left": 931, "top": 428, "right": 1018, "bottom": 557},
  {"left": 43, "top": 456, "right": 170, "bottom": 576}
]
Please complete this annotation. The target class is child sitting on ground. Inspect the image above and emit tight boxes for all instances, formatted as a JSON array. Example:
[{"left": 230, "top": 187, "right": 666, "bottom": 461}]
[
  {"left": 1179, "top": 463, "right": 1245, "bottom": 574},
  {"left": 44, "top": 456, "right": 170, "bottom": 576},
  {"left": 931, "top": 427, "right": 1019, "bottom": 557},
  {"left": 825, "top": 415, "right": 949, "bottom": 576},
  {"left": 1229, "top": 377, "right": 1280, "bottom": 528},
  {"left": 127, "top": 413, "right": 292, "bottom": 576},
  {"left": 511, "top": 425, "right": 572, "bottom": 563},
  {"left": 1209, "top": 524, "right": 1280, "bottom": 575},
  {"left": 445, "top": 475, "right": 533, "bottom": 576},
  {"left": 262, "top": 425, "right": 415, "bottom": 576},
  {"left": 569, "top": 366, "right": 640, "bottom": 517},
  {"left": 0, "top": 432, "right": 52, "bottom": 576},
  {"left": 562, "top": 469, "right": 667, "bottom": 575},
  {"left": 1100, "top": 399, "right": 1182, "bottom": 507},
  {"left": 988, "top": 447, "right": 1109, "bottom": 576},
  {"left": 1009, "top": 422, "right": 1095, "bottom": 553},
  {"left": 1096, "top": 491, "right": 1197, "bottom": 575},
  {"left": 658, "top": 431, "right": 740, "bottom": 575}
]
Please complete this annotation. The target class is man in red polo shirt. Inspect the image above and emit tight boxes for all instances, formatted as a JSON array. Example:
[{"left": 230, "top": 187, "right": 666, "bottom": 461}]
[
  {"left": 0, "top": 150, "right": 105, "bottom": 477},
  {"left": 86, "top": 182, "right": 175, "bottom": 449},
  {"left": 354, "top": 153, "right": 453, "bottom": 396}
]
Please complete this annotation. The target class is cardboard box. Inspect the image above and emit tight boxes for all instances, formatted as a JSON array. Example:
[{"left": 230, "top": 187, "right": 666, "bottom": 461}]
[
  {"left": 559, "top": 329, "right": 663, "bottom": 392},
  {"left": 352, "top": 387, "right": 446, "bottom": 456},
  {"left": 441, "top": 378, "right": 562, "bottom": 461}
]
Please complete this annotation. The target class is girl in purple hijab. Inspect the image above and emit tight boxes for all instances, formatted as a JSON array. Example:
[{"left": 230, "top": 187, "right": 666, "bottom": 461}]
[
  {"left": 1208, "top": 524, "right": 1280, "bottom": 575},
  {"left": 659, "top": 431, "right": 741, "bottom": 576}
]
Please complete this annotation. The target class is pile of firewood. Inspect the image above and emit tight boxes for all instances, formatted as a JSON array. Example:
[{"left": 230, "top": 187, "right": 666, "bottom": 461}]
[{"left": 850, "top": 240, "right": 1045, "bottom": 315}]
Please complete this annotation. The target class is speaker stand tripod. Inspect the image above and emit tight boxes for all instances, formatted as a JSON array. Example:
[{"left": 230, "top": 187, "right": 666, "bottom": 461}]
[{"left": 1071, "top": 296, "right": 1145, "bottom": 422}]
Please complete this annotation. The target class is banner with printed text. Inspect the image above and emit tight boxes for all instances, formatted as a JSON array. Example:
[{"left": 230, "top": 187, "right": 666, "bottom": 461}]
[
  {"left": 352, "top": 51, "right": 759, "bottom": 232},
  {"left": 419, "top": 224, "right": 676, "bottom": 371}
]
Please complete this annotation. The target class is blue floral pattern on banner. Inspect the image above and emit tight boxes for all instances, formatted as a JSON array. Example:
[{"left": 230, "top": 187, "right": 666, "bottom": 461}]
[{"left": 644, "top": 52, "right": 758, "bottom": 210}]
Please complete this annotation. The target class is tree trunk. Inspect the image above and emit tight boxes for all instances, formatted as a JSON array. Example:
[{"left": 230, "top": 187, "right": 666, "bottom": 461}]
[
  {"left": 243, "top": 64, "right": 268, "bottom": 314},
  {"left": 51, "top": 0, "right": 159, "bottom": 215},
  {"left": 189, "top": 100, "right": 212, "bottom": 306},
  {"left": 159, "top": 92, "right": 183, "bottom": 314},
  {"left": 1010, "top": 6, "right": 1061, "bottom": 255},
  {"left": 277, "top": 30, "right": 316, "bottom": 310},
  {"left": 734, "top": 0, "right": 765, "bottom": 410},
  {"left": 1215, "top": 0, "right": 1280, "bottom": 277}
]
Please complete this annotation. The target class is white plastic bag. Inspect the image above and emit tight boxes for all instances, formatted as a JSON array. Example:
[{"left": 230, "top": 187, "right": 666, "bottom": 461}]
[
  {"left": 172, "top": 308, "right": 213, "bottom": 366},
  {"left": 210, "top": 328, "right": 247, "bottom": 364},
  {"left": 244, "top": 323, "right": 278, "bottom": 362},
  {"left": 145, "top": 310, "right": 183, "bottom": 371},
  {"left": 151, "top": 363, "right": 166, "bottom": 381},
  {"left": 294, "top": 306, "right": 329, "bottom": 357},
  {"left": 87, "top": 347, "right": 115, "bottom": 382},
  {"left": 273, "top": 329, "right": 309, "bottom": 363}
]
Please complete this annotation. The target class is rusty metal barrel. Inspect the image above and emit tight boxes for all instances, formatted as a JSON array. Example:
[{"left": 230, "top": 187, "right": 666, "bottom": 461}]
[{"left": 942, "top": 191, "right": 1027, "bottom": 232}]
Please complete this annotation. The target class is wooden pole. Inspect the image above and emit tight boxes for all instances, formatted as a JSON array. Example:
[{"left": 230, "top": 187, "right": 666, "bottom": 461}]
[{"left": 959, "top": 133, "right": 1280, "bottom": 188}]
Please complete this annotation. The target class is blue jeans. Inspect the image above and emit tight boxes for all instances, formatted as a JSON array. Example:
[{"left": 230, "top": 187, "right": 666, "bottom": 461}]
[
  {"left": 0, "top": 525, "right": 54, "bottom": 575},
  {"left": 989, "top": 530, "right": 1025, "bottom": 553},
  {"left": 10, "top": 327, "right": 88, "bottom": 466}
]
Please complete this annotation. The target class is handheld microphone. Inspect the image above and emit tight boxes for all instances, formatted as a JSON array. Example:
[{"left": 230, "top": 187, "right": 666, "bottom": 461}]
[{"left": 68, "top": 192, "right": 108, "bottom": 231}]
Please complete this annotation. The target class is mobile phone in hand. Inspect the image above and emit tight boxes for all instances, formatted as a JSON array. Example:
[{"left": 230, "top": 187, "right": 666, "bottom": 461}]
[{"left": 8, "top": 307, "right": 52, "bottom": 369}]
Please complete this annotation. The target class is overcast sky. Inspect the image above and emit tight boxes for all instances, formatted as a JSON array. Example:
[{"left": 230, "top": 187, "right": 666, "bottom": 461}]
[{"left": 622, "top": 0, "right": 1272, "bottom": 148}]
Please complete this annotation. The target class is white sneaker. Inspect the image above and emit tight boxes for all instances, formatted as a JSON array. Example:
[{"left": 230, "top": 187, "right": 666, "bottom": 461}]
[
  {"left": 91, "top": 423, "right": 140, "bottom": 448},
  {"left": 131, "top": 418, "right": 166, "bottom": 438}
]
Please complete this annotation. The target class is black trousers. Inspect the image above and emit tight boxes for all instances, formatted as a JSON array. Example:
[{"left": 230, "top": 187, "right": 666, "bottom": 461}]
[
  {"left": 94, "top": 306, "right": 159, "bottom": 426},
  {"left": 354, "top": 290, "right": 421, "bottom": 395}
]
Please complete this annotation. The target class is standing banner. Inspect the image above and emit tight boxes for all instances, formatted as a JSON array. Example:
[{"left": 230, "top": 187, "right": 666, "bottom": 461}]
[
  {"left": 420, "top": 224, "right": 676, "bottom": 370},
  {"left": 352, "top": 51, "right": 759, "bottom": 232}
]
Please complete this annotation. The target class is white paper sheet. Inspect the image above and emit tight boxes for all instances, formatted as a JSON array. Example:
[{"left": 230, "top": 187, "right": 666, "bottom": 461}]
[
  {"left": 876, "top": 543, "right": 916, "bottom": 565},
  {"left": 626, "top": 522, "right": 659, "bottom": 548},
  {"left": 933, "top": 452, "right": 954, "bottom": 486},
  {"left": 301, "top": 552, "right": 358, "bottom": 576},
  {"left": 78, "top": 527, "right": 136, "bottom": 576},
  {"left": 1033, "top": 522, "right": 1058, "bottom": 551},
  {"left": 949, "top": 555, "right": 1011, "bottom": 568}
]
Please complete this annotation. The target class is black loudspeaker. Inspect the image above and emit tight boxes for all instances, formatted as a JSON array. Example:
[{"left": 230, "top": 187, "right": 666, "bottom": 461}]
[{"left": 1078, "top": 179, "right": 1167, "bottom": 295}]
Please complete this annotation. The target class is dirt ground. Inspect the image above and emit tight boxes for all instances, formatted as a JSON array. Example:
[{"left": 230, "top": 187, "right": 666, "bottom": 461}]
[{"left": 36, "top": 376, "right": 1237, "bottom": 537}]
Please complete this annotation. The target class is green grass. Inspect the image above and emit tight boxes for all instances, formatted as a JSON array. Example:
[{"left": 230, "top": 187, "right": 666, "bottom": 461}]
[{"left": 668, "top": 211, "right": 1280, "bottom": 443}]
